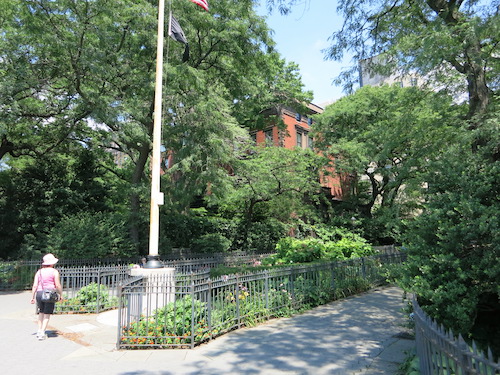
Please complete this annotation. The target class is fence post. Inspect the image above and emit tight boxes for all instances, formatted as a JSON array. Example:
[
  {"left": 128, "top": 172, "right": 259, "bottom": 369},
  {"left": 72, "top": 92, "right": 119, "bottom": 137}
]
[
  {"left": 116, "top": 282, "right": 123, "bottom": 350},
  {"left": 264, "top": 270, "right": 269, "bottom": 311},
  {"left": 235, "top": 275, "right": 241, "bottom": 329},
  {"left": 458, "top": 334, "right": 473, "bottom": 375},
  {"left": 361, "top": 257, "right": 366, "bottom": 280},
  {"left": 330, "top": 262, "right": 335, "bottom": 291},
  {"left": 97, "top": 268, "right": 101, "bottom": 314},
  {"left": 207, "top": 279, "right": 212, "bottom": 340},
  {"left": 190, "top": 282, "right": 195, "bottom": 349}
]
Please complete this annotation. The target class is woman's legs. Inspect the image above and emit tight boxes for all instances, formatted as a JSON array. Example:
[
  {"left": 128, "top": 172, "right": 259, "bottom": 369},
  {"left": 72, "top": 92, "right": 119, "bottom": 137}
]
[
  {"left": 37, "top": 312, "right": 43, "bottom": 332},
  {"left": 35, "top": 295, "right": 55, "bottom": 339},
  {"left": 37, "top": 312, "right": 51, "bottom": 339},
  {"left": 40, "top": 313, "right": 51, "bottom": 333}
]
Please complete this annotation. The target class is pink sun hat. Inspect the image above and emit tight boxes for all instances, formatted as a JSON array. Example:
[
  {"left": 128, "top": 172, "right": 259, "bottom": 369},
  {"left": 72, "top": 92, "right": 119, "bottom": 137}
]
[{"left": 42, "top": 253, "right": 59, "bottom": 266}]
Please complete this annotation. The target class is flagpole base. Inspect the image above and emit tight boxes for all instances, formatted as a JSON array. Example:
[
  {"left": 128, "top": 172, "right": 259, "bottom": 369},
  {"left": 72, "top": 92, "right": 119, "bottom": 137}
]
[{"left": 144, "top": 255, "right": 163, "bottom": 269}]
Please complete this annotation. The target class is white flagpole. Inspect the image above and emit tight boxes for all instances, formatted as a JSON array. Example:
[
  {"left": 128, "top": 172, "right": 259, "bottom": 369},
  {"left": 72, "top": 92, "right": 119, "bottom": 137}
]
[
  {"left": 168, "top": 10, "right": 172, "bottom": 37},
  {"left": 146, "top": 0, "right": 166, "bottom": 268}
]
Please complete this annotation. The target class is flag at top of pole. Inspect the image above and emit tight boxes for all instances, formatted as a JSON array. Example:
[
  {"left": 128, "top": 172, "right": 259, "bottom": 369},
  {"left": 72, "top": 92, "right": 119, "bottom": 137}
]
[
  {"left": 169, "top": 12, "right": 190, "bottom": 62},
  {"left": 189, "top": 0, "right": 209, "bottom": 11}
]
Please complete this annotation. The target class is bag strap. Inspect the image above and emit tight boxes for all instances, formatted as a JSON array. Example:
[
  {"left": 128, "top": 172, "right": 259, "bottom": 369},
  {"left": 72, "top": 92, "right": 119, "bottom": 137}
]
[{"left": 38, "top": 269, "right": 46, "bottom": 290}]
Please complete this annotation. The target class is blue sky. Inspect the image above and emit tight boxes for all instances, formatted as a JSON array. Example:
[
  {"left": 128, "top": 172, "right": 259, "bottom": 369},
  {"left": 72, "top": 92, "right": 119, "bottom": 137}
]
[{"left": 256, "top": 1, "right": 352, "bottom": 107}]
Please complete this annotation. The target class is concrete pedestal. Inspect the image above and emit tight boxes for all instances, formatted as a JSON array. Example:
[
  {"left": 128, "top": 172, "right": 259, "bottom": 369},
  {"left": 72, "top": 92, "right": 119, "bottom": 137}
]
[{"left": 129, "top": 267, "right": 176, "bottom": 317}]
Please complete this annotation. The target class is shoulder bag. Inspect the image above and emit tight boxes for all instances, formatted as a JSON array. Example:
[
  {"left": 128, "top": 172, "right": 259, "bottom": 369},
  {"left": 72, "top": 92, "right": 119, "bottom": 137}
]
[{"left": 39, "top": 270, "right": 59, "bottom": 303}]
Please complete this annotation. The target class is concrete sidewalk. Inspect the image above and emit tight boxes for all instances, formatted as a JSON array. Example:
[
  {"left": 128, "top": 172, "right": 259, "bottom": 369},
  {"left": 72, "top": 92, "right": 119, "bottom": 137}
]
[{"left": 1, "top": 286, "right": 414, "bottom": 375}]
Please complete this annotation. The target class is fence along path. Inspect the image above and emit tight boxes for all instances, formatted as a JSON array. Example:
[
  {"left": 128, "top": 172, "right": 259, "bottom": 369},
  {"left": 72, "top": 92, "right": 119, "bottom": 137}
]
[
  {"left": 0, "top": 251, "right": 274, "bottom": 290},
  {"left": 117, "top": 254, "right": 405, "bottom": 349},
  {"left": 0, "top": 247, "right": 397, "bottom": 291},
  {"left": 413, "top": 297, "right": 500, "bottom": 375}
]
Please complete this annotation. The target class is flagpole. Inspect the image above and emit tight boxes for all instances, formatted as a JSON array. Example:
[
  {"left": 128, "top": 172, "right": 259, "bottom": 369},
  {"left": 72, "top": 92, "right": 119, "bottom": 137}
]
[{"left": 145, "top": 0, "right": 166, "bottom": 268}]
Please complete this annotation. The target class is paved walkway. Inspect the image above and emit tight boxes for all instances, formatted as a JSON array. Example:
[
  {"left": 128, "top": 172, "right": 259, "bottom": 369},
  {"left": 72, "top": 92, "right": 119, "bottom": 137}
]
[{"left": 1, "top": 286, "right": 414, "bottom": 375}]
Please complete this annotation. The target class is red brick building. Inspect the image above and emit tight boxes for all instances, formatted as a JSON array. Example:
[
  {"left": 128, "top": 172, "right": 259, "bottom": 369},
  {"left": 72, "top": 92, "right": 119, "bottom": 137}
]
[{"left": 251, "top": 103, "right": 347, "bottom": 201}]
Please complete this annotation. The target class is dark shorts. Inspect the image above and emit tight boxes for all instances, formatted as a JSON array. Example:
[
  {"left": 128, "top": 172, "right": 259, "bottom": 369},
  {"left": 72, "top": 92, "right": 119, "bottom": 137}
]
[{"left": 36, "top": 291, "right": 56, "bottom": 314}]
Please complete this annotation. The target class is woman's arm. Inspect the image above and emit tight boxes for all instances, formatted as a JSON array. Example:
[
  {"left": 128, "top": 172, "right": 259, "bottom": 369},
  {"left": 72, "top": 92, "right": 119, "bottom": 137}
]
[
  {"left": 54, "top": 269, "right": 62, "bottom": 296},
  {"left": 30, "top": 271, "right": 39, "bottom": 304}
]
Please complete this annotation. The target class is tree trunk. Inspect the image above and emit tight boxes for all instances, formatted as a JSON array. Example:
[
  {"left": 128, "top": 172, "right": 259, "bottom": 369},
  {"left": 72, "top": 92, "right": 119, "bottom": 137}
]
[
  {"left": 426, "top": 0, "right": 492, "bottom": 119},
  {"left": 464, "top": 59, "right": 491, "bottom": 121},
  {"left": 0, "top": 136, "right": 15, "bottom": 161}
]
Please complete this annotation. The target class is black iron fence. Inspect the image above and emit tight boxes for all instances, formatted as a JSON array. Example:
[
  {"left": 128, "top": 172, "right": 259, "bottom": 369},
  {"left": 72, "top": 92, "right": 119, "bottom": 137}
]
[
  {"left": 56, "top": 266, "right": 130, "bottom": 314},
  {"left": 117, "top": 253, "right": 405, "bottom": 349},
  {"left": 413, "top": 297, "right": 500, "bottom": 375},
  {"left": 0, "top": 247, "right": 398, "bottom": 291},
  {"left": 0, "top": 252, "right": 273, "bottom": 290}
]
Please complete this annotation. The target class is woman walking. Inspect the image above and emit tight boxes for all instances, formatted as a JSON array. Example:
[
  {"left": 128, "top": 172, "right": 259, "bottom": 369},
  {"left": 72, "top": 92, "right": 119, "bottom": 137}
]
[{"left": 30, "top": 253, "right": 62, "bottom": 340}]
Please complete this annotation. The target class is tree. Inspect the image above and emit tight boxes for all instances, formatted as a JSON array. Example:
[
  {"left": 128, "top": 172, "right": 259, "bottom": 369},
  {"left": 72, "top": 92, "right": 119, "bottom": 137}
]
[
  {"left": 313, "top": 85, "right": 460, "bottom": 234},
  {"left": 0, "top": 0, "right": 312, "bottom": 254},
  {"left": 0, "top": 148, "right": 118, "bottom": 259},
  {"left": 46, "top": 211, "right": 135, "bottom": 259},
  {"left": 216, "top": 145, "right": 324, "bottom": 249},
  {"left": 266, "top": 0, "right": 499, "bottom": 119},
  {"left": 399, "top": 110, "right": 500, "bottom": 352},
  {"left": 267, "top": 0, "right": 500, "bottom": 351}
]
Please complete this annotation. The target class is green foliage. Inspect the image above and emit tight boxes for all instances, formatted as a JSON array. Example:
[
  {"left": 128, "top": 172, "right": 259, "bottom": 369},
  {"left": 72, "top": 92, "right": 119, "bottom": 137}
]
[
  {"left": 398, "top": 112, "right": 500, "bottom": 353},
  {"left": 0, "top": 262, "right": 34, "bottom": 290},
  {"left": 121, "top": 294, "right": 212, "bottom": 348},
  {"left": 121, "top": 258, "right": 388, "bottom": 348},
  {"left": 264, "top": 230, "right": 375, "bottom": 266},
  {"left": 76, "top": 283, "right": 109, "bottom": 306},
  {"left": 398, "top": 349, "right": 419, "bottom": 375},
  {"left": 0, "top": 151, "right": 120, "bottom": 259},
  {"left": 46, "top": 211, "right": 135, "bottom": 259},
  {"left": 57, "top": 283, "right": 118, "bottom": 313},
  {"left": 326, "top": 237, "right": 374, "bottom": 259},
  {"left": 191, "top": 233, "right": 231, "bottom": 254},
  {"left": 238, "top": 218, "right": 288, "bottom": 253},
  {"left": 272, "top": 237, "right": 325, "bottom": 264},
  {"left": 219, "top": 146, "right": 324, "bottom": 221},
  {"left": 0, "top": 169, "right": 22, "bottom": 259},
  {"left": 159, "top": 211, "right": 234, "bottom": 253},
  {"left": 0, "top": 0, "right": 313, "bottom": 259},
  {"left": 154, "top": 295, "right": 207, "bottom": 338},
  {"left": 293, "top": 275, "right": 333, "bottom": 307},
  {"left": 313, "top": 85, "right": 460, "bottom": 243},
  {"left": 209, "top": 263, "right": 269, "bottom": 279},
  {"left": 304, "top": 0, "right": 497, "bottom": 117},
  {"left": 358, "top": 207, "right": 407, "bottom": 245},
  {"left": 160, "top": 209, "right": 287, "bottom": 255}
]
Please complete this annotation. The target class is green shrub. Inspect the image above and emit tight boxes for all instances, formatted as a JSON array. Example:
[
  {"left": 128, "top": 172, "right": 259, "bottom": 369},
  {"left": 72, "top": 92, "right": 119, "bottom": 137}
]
[
  {"left": 272, "top": 237, "right": 325, "bottom": 264},
  {"left": 241, "top": 219, "right": 288, "bottom": 253},
  {"left": 264, "top": 231, "right": 374, "bottom": 266},
  {"left": 209, "top": 263, "right": 268, "bottom": 278},
  {"left": 322, "top": 241, "right": 347, "bottom": 261},
  {"left": 191, "top": 233, "right": 231, "bottom": 253},
  {"left": 121, "top": 295, "right": 212, "bottom": 348},
  {"left": 0, "top": 262, "right": 34, "bottom": 290},
  {"left": 46, "top": 212, "right": 135, "bottom": 259},
  {"left": 160, "top": 211, "right": 237, "bottom": 254},
  {"left": 56, "top": 282, "right": 117, "bottom": 313},
  {"left": 154, "top": 295, "right": 209, "bottom": 339},
  {"left": 326, "top": 237, "right": 375, "bottom": 258}
]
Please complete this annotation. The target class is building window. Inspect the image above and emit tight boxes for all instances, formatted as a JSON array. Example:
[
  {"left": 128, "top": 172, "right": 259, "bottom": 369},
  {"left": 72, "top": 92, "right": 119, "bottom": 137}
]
[
  {"left": 250, "top": 133, "right": 257, "bottom": 144},
  {"left": 295, "top": 113, "right": 301, "bottom": 121},
  {"left": 410, "top": 77, "right": 418, "bottom": 87},
  {"left": 307, "top": 135, "right": 314, "bottom": 149},
  {"left": 296, "top": 131, "right": 303, "bottom": 148},
  {"left": 307, "top": 117, "right": 313, "bottom": 126},
  {"left": 265, "top": 129, "right": 273, "bottom": 145}
]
